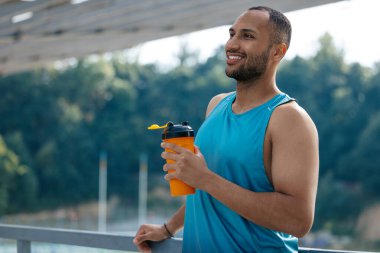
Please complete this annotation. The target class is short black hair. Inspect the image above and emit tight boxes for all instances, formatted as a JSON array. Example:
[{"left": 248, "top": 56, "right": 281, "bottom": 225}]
[{"left": 248, "top": 6, "right": 292, "bottom": 48}]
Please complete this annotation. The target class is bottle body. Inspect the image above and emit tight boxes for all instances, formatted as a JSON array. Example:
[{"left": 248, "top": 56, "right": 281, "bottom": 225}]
[{"left": 163, "top": 136, "right": 196, "bottom": 196}]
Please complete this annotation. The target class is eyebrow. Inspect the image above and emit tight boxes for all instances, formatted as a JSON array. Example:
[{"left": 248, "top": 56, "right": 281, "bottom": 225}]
[
  {"left": 242, "top": 28, "right": 256, "bottom": 33},
  {"left": 229, "top": 27, "right": 258, "bottom": 35}
]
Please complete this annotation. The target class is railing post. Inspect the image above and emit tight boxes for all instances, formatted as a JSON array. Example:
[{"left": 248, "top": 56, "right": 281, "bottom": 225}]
[{"left": 17, "top": 240, "right": 31, "bottom": 253}]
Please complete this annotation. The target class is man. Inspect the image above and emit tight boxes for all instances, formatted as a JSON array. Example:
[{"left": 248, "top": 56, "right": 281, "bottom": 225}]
[{"left": 134, "top": 6, "right": 319, "bottom": 253}]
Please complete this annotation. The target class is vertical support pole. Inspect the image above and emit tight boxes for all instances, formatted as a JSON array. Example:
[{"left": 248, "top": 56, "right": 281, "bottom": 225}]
[
  {"left": 98, "top": 150, "right": 107, "bottom": 232},
  {"left": 138, "top": 153, "right": 148, "bottom": 226},
  {"left": 17, "top": 240, "right": 31, "bottom": 253}
]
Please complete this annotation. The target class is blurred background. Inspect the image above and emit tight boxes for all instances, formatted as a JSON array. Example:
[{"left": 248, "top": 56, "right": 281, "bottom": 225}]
[{"left": 1, "top": 0, "right": 380, "bottom": 252}]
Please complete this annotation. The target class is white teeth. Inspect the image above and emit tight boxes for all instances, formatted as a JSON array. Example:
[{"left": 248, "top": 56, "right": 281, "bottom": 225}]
[{"left": 229, "top": 56, "right": 242, "bottom": 60}]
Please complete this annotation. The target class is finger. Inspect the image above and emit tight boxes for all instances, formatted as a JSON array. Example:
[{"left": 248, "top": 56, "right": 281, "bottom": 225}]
[
  {"left": 161, "top": 151, "right": 179, "bottom": 161},
  {"left": 134, "top": 234, "right": 148, "bottom": 244},
  {"left": 163, "top": 163, "right": 176, "bottom": 172},
  {"left": 134, "top": 227, "right": 146, "bottom": 237},
  {"left": 161, "top": 142, "right": 187, "bottom": 153},
  {"left": 194, "top": 145, "right": 204, "bottom": 158},
  {"left": 165, "top": 173, "right": 177, "bottom": 181},
  {"left": 137, "top": 241, "right": 151, "bottom": 253},
  {"left": 133, "top": 232, "right": 145, "bottom": 242}
]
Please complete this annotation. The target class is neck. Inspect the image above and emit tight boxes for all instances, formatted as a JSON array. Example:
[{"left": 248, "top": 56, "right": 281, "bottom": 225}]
[{"left": 233, "top": 72, "right": 281, "bottom": 114}]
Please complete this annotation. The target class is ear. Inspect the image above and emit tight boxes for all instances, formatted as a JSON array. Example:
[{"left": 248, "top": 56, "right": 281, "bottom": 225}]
[{"left": 273, "top": 43, "right": 287, "bottom": 61}]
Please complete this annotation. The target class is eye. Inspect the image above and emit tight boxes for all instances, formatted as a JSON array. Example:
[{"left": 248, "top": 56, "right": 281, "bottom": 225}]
[
  {"left": 244, "top": 33, "right": 255, "bottom": 39},
  {"left": 229, "top": 32, "right": 235, "bottom": 38}
]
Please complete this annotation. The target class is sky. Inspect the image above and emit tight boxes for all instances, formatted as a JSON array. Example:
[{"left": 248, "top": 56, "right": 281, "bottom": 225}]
[{"left": 126, "top": 0, "right": 380, "bottom": 69}]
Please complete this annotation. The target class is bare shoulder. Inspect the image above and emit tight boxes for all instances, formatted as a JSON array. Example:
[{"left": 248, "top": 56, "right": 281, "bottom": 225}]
[
  {"left": 205, "top": 92, "right": 234, "bottom": 118},
  {"left": 269, "top": 101, "right": 318, "bottom": 143}
]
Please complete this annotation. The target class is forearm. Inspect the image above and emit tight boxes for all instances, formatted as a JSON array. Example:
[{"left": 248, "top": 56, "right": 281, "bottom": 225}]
[
  {"left": 203, "top": 172, "right": 312, "bottom": 237},
  {"left": 165, "top": 204, "right": 186, "bottom": 236}
]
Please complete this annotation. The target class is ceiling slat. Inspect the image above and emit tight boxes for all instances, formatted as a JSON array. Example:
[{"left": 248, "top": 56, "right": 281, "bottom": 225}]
[
  {"left": 0, "top": 0, "right": 111, "bottom": 35},
  {"left": 0, "top": 0, "right": 70, "bottom": 23}
]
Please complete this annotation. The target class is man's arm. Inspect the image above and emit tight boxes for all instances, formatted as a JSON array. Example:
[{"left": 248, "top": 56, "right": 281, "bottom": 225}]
[
  {"left": 162, "top": 103, "right": 319, "bottom": 238},
  {"left": 165, "top": 204, "right": 186, "bottom": 236}
]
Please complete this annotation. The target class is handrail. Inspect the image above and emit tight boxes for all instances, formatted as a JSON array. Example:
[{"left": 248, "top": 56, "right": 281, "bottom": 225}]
[
  {"left": 0, "top": 224, "right": 181, "bottom": 253},
  {"left": 0, "top": 224, "right": 376, "bottom": 253}
]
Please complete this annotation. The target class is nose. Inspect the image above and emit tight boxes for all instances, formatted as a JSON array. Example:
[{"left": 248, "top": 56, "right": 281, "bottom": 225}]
[{"left": 225, "top": 36, "right": 239, "bottom": 52}]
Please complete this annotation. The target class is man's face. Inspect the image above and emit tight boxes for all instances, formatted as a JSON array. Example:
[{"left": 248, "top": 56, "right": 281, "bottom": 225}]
[{"left": 225, "top": 10, "right": 272, "bottom": 82}]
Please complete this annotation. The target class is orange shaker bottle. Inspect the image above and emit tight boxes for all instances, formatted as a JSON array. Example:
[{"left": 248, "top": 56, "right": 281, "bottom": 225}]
[
  {"left": 148, "top": 121, "right": 196, "bottom": 196},
  {"left": 162, "top": 122, "right": 196, "bottom": 196}
]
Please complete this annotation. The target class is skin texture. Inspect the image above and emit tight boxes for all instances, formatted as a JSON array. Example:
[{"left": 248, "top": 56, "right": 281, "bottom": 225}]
[{"left": 134, "top": 9, "right": 319, "bottom": 253}]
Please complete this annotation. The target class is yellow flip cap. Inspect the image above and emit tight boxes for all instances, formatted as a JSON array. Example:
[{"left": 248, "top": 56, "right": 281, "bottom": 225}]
[{"left": 147, "top": 123, "right": 168, "bottom": 130}]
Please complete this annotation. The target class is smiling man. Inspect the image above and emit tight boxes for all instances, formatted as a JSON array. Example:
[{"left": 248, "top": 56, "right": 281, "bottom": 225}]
[{"left": 134, "top": 6, "right": 319, "bottom": 253}]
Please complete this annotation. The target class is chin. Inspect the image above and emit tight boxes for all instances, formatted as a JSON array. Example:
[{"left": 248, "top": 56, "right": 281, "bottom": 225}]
[{"left": 225, "top": 66, "right": 237, "bottom": 76}]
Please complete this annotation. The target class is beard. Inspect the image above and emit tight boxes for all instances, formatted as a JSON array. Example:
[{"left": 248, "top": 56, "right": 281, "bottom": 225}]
[{"left": 225, "top": 47, "right": 270, "bottom": 82}]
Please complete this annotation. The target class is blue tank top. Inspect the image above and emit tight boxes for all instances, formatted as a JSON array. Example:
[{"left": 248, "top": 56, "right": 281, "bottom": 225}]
[{"left": 183, "top": 92, "right": 298, "bottom": 253}]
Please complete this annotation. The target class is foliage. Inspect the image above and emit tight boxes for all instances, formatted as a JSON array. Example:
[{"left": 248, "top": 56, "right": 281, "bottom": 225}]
[
  {"left": 0, "top": 135, "right": 35, "bottom": 214},
  {"left": 0, "top": 33, "right": 379, "bottom": 236}
]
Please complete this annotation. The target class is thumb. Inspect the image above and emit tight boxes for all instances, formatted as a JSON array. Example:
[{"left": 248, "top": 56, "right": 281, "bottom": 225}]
[
  {"left": 134, "top": 234, "right": 149, "bottom": 244},
  {"left": 194, "top": 145, "right": 203, "bottom": 157}
]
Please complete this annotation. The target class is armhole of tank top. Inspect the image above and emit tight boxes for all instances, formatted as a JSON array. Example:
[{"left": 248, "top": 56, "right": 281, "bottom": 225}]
[
  {"left": 206, "top": 92, "right": 235, "bottom": 119},
  {"left": 264, "top": 96, "right": 297, "bottom": 137}
]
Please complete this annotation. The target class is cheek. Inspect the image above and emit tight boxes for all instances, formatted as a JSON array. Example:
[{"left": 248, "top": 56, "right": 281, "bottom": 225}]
[{"left": 245, "top": 54, "right": 254, "bottom": 66}]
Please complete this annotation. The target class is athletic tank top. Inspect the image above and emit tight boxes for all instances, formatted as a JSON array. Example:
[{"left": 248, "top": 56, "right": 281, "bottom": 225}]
[{"left": 183, "top": 92, "right": 298, "bottom": 253}]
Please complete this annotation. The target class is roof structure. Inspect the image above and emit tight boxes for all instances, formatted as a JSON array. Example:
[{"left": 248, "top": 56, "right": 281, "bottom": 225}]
[{"left": 0, "top": 0, "right": 343, "bottom": 75}]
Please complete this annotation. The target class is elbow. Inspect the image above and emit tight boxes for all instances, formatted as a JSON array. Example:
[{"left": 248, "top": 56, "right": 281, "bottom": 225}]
[
  {"left": 292, "top": 225, "right": 311, "bottom": 238},
  {"left": 291, "top": 214, "right": 314, "bottom": 238}
]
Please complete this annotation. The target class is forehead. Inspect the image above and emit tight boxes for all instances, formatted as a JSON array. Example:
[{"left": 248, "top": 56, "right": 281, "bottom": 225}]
[{"left": 231, "top": 10, "right": 270, "bottom": 32}]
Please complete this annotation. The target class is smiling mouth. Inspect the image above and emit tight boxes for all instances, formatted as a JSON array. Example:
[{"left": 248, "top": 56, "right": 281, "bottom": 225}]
[
  {"left": 226, "top": 54, "right": 244, "bottom": 65},
  {"left": 228, "top": 55, "right": 242, "bottom": 60}
]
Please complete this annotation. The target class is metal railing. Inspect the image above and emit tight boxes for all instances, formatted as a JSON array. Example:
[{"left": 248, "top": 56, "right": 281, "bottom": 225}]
[{"left": 0, "top": 224, "right": 374, "bottom": 253}]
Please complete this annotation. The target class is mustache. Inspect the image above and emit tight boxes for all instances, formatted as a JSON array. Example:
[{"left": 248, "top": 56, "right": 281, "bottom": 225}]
[
  {"left": 226, "top": 50, "right": 246, "bottom": 56},
  {"left": 226, "top": 49, "right": 242, "bottom": 54}
]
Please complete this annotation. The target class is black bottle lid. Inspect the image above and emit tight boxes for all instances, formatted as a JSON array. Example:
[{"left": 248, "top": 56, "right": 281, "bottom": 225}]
[{"left": 162, "top": 121, "right": 195, "bottom": 139}]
